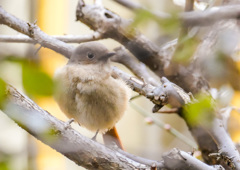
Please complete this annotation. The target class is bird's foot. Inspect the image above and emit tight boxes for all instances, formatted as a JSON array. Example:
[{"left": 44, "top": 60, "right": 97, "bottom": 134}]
[
  {"left": 91, "top": 130, "right": 99, "bottom": 141},
  {"left": 64, "top": 118, "right": 75, "bottom": 130}
]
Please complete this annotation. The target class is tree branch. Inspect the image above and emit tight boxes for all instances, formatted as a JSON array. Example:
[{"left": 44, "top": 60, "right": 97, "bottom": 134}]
[
  {"left": 76, "top": 0, "right": 166, "bottom": 76},
  {"left": 3, "top": 85, "right": 157, "bottom": 169},
  {"left": 0, "top": 6, "right": 73, "bottom": 58},
  {"left": 0, "top": 4, "right": 189, "bottom": 122},
  {"left": 162, "top": 148, "right": 223, "bottom": 170},
  {"left": 2, "top": 84, "right": 223, "bottom": 169},
  {"left": 0, "top": 32, "right": 102, "bottom": 43},
  {"left": 114, "top": 0, "right": 240, "bottom": 27},
  {"left": 1, "top": 2, "right": 239, "bottom": 169},
  {"left": 209, "top": 118, "right": 240, "bottom": 169},
  {"left": 112, "top": 46, "right": 160, "bottom": 86},
  {"left": 180, "top": 5, "right": 240, "bottom": 27},
  {"left": 113, "top": 0, "right": 170, "bottom": 19},
  {"left": 75, "top": 0, "right": 210, "bottom": 94},
  {"left": 74, "top": 4, "right": 240, "bottom": 167}
]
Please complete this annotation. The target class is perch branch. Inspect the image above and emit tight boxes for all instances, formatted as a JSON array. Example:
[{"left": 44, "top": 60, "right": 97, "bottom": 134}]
[
  {"left": 2, "top": 85, "right": 157, "bottom": 169},
  {"left": 1, "top": 84, "right": 224, "bottom": 169},
  {"left": 3, "top": 85, "right": 218, "bottom": 170}
]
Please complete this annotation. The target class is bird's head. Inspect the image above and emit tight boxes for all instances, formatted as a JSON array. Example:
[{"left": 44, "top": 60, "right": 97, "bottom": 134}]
[{"left": 68, "top": 42, "right": 115, "bottom": 65}]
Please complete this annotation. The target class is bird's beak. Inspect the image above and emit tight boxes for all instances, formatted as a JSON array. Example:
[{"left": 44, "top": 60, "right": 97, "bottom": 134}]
[{"left": 100, "top": 52, "right": 116, "bottom": 61}]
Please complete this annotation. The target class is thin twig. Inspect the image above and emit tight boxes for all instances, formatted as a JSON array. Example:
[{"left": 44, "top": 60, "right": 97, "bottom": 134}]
[
  {"left": 179, "top": 0, "right": 194, "bottom": 37},
  {"left": 130, "top": 102, "right": 198, "bottom": 149},
  {"left": 113, "top": 0, "right": 170, "bottom": 19},
  {"left": 94, "top": 0, "right": 103, "bottom": 6},
  {"left": 0, "top": 6, "right": 73, "bottom": 58},
  {"left": 0, "top": 33, "right": 102, "bottom": 43},
  {"left": 156, "top": 108, "right": 179, "bottom": 114}
]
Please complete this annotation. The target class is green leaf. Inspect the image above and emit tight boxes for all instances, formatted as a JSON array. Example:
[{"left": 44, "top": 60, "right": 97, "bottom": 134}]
[
  {"left": 0, "top": 159, "right": 10, "bottom": 170},
  {"left": 0, "top": 78, "right": 6, "bottom": 108},
  {"left": 156, "top": 14, "right": 179, "bottom": 33},
  {"left": 131, "top": 9, "right": 154, "bottom": 27},
  {"left": 173, "top": 37, "right": 199, "bottom": 64},
  {"left": 183, "top": 94, "right": 214, "bottom": 126},
  {"left": 129, "top": 9, "right": 179, "bottom": 34},
  {"left": 22, "top": 62, "right": 53, "bottom": 96}
]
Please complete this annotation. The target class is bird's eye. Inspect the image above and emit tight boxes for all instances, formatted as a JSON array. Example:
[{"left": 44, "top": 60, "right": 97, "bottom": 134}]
[{"left": 87, "top": 52, "right": 95, "bottom": 59}]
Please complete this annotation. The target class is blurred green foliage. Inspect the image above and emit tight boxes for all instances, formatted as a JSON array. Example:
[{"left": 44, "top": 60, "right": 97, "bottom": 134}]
[
  {"left": 131, "top": 9, "right": 199, "bottom": 65},
  {"left": 3, "top": 56, "right": 54, "bottom": 97},
  {"left": 0, "top": 153, "right": 10, "bottom": 170},
  {"left": 183, "top": 94, "right": 215, "bottom": 126},
  {"left": 131, "top": 9, "right": 179, "bottom": 33},
  {"left": 0, "top": 160, "right": 10, "bottom": 170},
  {"left": 173, "top": 37, "right": 199, "bottom": 64},
  {"left": 0, "top": 78, "right": 6, "bottom": 109},
  {"left": 22, "top": 61, "right": 53, "bottom": 97}
]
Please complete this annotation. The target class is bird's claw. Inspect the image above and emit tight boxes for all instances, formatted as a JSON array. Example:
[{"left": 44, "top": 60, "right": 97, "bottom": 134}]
[
  {"left": 91, "top": 130, "right": 99, "bottom": 141},
  {"left": 64, "top": 118, "right": 74, "bottom": 130}
]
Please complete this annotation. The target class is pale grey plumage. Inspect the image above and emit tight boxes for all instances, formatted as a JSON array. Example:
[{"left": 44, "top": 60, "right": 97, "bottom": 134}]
[{"left": 54, "top": 42, "right": 129, "bottom": 132}]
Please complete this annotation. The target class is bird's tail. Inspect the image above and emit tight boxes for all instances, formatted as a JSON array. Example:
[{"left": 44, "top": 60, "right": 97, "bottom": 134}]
[{"left": 102, "top": 126, "right": 124, "bottom": 150}]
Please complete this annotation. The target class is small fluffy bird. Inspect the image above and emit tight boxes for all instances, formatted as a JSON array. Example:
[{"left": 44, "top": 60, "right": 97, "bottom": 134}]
[{"left": 54, "top": 42, "right": 129, "bottom": 149}]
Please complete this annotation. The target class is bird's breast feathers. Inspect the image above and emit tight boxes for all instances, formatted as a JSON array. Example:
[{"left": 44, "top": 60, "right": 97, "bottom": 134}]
[{"left": 54, "top": 64, "right": 129, "bottom": 131}]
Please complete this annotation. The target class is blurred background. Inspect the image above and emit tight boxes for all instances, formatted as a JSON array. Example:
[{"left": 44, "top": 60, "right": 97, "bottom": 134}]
[{"left": 0, "top": 0, "right": 240, "bottom": 170}]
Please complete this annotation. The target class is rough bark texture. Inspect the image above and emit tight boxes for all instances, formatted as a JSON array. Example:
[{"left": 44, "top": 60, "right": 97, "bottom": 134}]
[
  {"left": 3, "top": 85, "right": 155, "bottom": 169},
  {"left": 1, "top": 0, "right": 240, "bottom": 169}
]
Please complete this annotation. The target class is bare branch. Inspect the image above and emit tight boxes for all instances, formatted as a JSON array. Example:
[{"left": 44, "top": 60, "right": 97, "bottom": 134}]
[
  {"left": 112, "top": 67, "right": 193, "bottom": 113},
  {"left": 3, "top": 84, "right": 213, "bottom": 170},
  {"left": 209, "top": 118, "right": 240, "bottom": 169},
  {"left": 0, "top": 4, "right": 188, "bottom": 118},
  {"left": 156, "top": 108, "right": 179, "bottom": 114},
  {"left": 1, "top": 3, "right": 239, "bottom": 169},
  {"left": 0, "top": 32, "right": 102, "bottom": 43},
  {"left": 180, "top": 5, "right": 240, "bottom": 27},
  {"left": 2, "top": 85, "right": 155, "bottom": 169},
  {"left": 112, "top": 46, "right": 160, "bottom": 86},
  {"left": 2, "top": 85, "right": 217, "bottom": 170},
  {"left": 114, "top": 0, "right": 240, "bottom": 27},
  {"left": 162, "top": 148, "right": 224, "bottom": 170},
  {"left": 113, "top": 0, "right": 142, "bottom": 10},
  {"left": 76, "top": 1, "right": 165, "bottom": 75},
  {"left": 112, "top": 66, "right": 156, "bottom": 99},
  {"left": 179, "top": 0, "right": 194, "bottom": 37},
  {"left": 113, "top": 0, "right": 170, "bottom": 18},
  {"left": 75, "top": 0, "right": 211, "bottom": 94},
  {"left": 0, "top": 6, "right": 73, "bottom": 58},
  {"left": 94, "top": 0, "right": 103, "bottom": 7},
  {"left": 130, "top": 102, "right": 197, "bottom": 149},
  {"left": 114, "top": 147, "right": 165, "bottom": 168},
  {"left": 185, "top": 0, "right": 194, "bottom": 12}
]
